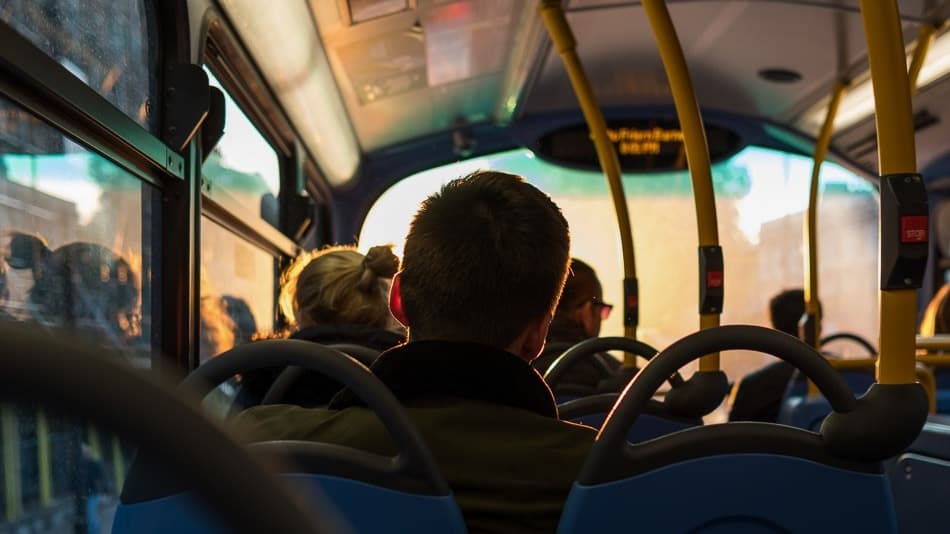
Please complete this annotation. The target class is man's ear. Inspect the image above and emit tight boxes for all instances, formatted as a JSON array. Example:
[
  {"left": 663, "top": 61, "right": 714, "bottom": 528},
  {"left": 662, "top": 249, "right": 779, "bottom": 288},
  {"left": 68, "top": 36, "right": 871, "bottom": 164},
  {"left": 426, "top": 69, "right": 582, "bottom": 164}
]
[
  {"left": 513, "top": 314, "right": 553, "bottom": 363},
  {"left": 389, "top": 273, "right": 408, "bottom": 327}
]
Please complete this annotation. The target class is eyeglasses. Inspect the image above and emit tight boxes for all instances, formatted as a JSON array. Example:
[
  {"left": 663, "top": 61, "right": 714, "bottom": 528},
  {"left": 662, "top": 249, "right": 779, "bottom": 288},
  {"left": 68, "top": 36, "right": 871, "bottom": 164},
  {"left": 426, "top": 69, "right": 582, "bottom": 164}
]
[{"left": 590, "top": 298, "right": 613, "bottom": 320}]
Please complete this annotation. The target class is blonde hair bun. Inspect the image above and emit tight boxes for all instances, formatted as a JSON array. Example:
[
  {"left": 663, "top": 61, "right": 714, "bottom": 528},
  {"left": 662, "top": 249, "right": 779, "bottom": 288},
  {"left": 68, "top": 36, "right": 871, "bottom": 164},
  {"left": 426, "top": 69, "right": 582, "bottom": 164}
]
[{"left": 363, "top": 245, "right": 399, "bottom": 279}]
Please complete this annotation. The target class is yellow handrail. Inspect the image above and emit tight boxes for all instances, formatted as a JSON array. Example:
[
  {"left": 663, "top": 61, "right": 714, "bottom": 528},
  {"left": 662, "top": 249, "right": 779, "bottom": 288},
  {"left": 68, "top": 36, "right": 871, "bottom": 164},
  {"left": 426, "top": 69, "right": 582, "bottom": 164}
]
[
  {"left": 642, "top": 0, "right": 721, "bottom": 371},
  {"left": 802, "top": 82, "right": 847, "bottom": 348},
  {"left": 908, "top": 23, "right": 939, "bottom": 90},
  {"left": 539, "top": 1, "right": 640, "bottom": 359},
  {"left": 37, "top": 410, "right": 51, "bottom": 507},
  {"left": 916, "top": 334, "right": 950, "bottom": 352},
  {"left": 859, "top": 0, "right": 919, "bottom": 385}
]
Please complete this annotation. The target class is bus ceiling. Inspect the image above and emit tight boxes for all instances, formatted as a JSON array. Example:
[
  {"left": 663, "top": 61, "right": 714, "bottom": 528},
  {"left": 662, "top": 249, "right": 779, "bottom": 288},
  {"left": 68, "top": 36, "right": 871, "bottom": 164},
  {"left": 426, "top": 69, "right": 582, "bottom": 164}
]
[{"left": 217, "top": 0, "right": 950, "bottom": 187}]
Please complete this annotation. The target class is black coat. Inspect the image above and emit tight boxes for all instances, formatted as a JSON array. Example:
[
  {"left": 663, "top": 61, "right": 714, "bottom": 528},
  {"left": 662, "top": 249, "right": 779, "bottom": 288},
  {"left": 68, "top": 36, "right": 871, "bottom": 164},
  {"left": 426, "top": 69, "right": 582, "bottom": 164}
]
[{"left": 236, "top": 324, "right": 405, "bottom": 407}]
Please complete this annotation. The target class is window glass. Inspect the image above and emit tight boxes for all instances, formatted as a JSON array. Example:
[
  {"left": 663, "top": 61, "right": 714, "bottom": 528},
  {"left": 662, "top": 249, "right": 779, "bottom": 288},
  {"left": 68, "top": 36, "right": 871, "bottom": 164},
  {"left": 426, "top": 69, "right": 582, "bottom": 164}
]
[
  {"left": 3, "top": 0, "right": 160, "bottom": 132},
  {"left": 0, "top": 94, "right": 154, "bottom": 530},
  {"left": 202, "top": 69, "right": 281, "bottom": 229},
  {"left": 360, "top": 146, "right": 879, "bottom": 382},
  {"left": 199, "top": 217, "right": 275, "bottom": 362}
]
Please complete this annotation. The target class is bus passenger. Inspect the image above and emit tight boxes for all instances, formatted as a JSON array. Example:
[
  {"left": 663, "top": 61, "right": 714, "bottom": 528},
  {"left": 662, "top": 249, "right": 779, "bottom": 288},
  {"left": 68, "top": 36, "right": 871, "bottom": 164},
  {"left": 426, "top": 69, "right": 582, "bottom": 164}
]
[
  {"left": 532, "top": 258, "right": 625, "bottom": 396},
  {"left": 237, "top": 245, "right": 405, "bottom": 406},
  {"left": 234, "top": 171, "right": 595, "bottom": 533},
  {"left": 728, "top": 288, "right": 809, "bottom": 422}
]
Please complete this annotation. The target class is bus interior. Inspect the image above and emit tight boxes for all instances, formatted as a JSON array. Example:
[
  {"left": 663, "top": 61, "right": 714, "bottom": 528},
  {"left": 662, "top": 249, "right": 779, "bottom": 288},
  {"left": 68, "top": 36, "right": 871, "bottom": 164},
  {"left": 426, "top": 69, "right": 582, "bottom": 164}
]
[{"left": 2, "top": 0, "right": 950, "bottom": 532}]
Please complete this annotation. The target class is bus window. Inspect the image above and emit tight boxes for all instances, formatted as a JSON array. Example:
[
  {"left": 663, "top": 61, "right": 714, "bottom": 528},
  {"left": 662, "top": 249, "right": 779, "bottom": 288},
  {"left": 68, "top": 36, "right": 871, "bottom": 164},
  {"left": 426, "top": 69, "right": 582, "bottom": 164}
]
[
  {"left": 198, "top": 217, "right": 275, "bottom": 361},
  {"left": 0, "top": 94, "right": 154, "bottom": 359},
  {"left": 201, "top": 69, "right": 281, "bottom": 230},
  {"left": 360, "top": 146, "right": 879, "bottom": 382},
  {"left": 3, "top": 0, "right": 160, "bottom": 132},
  {"left": 0, "top": 94, "right": 153, "bottom": 531}
]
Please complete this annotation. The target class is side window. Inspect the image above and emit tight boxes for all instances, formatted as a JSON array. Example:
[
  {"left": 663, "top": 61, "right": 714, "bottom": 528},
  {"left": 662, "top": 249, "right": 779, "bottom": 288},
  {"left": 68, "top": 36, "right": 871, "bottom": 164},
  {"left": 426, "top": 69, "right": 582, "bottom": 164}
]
[
  {"left": 198, "top": 218, "right": 276, "bottom": 361},
  {"left": 201, "top": 69, "right": 281, "bottom": 229},
  {"left": 0, "top": 93, "right": 155, "bottom": 530},
  {"left": 0, "top": 94, "right": 155, "bottom": 358},
  {"left": 3, "top": 0, "right": 160, "bottom": 132}
]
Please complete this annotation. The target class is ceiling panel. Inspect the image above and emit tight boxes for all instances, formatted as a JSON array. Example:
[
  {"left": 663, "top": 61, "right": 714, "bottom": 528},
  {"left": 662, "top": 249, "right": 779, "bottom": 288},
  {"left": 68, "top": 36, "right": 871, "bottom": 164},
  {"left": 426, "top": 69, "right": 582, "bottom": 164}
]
[{"left": 310, "top": 0, "right": 539, "bottom": 152}]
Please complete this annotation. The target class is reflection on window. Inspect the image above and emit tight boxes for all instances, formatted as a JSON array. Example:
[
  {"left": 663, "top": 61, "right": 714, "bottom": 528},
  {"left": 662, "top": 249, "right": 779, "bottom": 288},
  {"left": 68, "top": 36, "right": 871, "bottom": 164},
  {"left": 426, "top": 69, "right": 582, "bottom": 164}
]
[
  {"left": 199, "top": 217, "right": 275, "bottom": 361},
  {"left": 0, "top": 95, "right": 153, "bottom": 529},
  {"left": 4, "top": 0, "right": 159, "bottom": 132},
  {"left": 202, "top": 69, "right": 281, "bottom": 229},
  {"left": 359, "top": 146, "right": 879, "bottom": 381}
]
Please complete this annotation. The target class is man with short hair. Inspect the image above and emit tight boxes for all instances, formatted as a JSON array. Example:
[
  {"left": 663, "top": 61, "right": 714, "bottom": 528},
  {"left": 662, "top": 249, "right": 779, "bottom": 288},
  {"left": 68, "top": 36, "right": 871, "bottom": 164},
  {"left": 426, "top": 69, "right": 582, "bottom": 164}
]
[{"left": 236, "top": 171, "right": 595, "bottom": 533}]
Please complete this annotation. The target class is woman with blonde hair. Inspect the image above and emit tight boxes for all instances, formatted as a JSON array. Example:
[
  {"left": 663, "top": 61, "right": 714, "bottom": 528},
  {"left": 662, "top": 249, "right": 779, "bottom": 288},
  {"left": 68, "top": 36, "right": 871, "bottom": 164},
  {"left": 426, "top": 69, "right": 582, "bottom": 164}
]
[{"left": 239, "top": 244, "right": 405, "bottom": 407}]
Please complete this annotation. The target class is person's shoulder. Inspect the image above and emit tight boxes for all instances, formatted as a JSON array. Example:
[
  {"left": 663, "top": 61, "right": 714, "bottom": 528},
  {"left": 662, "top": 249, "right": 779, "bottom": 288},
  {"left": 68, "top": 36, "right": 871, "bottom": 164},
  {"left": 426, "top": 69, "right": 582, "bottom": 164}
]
[{"left": 231, "top": 404, "right": 339, "bottom": 441}]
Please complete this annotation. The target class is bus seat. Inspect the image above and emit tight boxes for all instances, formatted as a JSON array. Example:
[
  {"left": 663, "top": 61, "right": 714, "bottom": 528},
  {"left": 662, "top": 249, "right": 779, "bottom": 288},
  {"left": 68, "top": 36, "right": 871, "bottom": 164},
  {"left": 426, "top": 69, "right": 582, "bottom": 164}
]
[
  {"left": 777, "top": 394, "right": 831, "bottom": 431},
  {"left": 779, "top": 370, "right": 875, "bottom": 430},
  {"left": 113, "top": 340, "right": 466, "bottom": 534},
  {"left": 113, "top": 470, "right": 466, "bottom": 534},
  {"left": 887, "top": 414, "right": 950, "bottom": 533},
  {"left": 558, "top": 326, "right": 924, "bottom": 534},
  {"left": 558, "top": 394, "right": 699, "bottom": 442},
  {"left": 932, "top": 371, "right": 950, "bottom": 412},
  {"left": 785, "top": 369, "right": 876, "bottom": 398},
  {"left": 559, "top": 448, "right": 893, "bottom": 533}
]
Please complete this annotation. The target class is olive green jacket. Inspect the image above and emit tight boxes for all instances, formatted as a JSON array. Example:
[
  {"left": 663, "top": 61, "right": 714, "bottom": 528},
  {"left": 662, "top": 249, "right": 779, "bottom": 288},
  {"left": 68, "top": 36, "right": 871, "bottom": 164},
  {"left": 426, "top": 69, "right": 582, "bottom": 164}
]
[{"left": 233, "top": 341, "right": 596, "bottom": 534}]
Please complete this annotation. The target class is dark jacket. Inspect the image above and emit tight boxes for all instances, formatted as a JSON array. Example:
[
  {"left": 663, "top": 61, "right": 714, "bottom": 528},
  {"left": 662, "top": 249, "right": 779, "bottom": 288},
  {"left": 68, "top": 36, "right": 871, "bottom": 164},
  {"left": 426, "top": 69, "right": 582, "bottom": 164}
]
[
  {"left": 236, "top": 323, "right": 405, "bottom": 407},
  {"left": 533, "top": 320, "right": 626, "bottom": 398},
  {"left": 728, "top": 361, "right": 796, "bottom": 422},
  {"left": 234, "top": 341, "right": 596, "bottom": 534}
]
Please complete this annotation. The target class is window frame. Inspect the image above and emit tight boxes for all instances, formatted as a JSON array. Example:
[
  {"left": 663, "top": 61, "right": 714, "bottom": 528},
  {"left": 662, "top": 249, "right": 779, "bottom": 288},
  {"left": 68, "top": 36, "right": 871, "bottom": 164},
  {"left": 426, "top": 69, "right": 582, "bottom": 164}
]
[{"left": 0, "top": 6, "right": 186, "bottom": 370}]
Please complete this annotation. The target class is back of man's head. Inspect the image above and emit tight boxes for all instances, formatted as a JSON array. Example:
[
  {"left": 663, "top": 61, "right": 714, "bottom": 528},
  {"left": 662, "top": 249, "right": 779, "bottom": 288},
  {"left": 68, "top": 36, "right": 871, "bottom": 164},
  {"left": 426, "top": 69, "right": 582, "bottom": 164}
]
[
  {"left": 399, "top": 170, "right": 571, "bottom": 349},
  {"left": 769, "top": 288, "right": 809, "bottom": 337}
]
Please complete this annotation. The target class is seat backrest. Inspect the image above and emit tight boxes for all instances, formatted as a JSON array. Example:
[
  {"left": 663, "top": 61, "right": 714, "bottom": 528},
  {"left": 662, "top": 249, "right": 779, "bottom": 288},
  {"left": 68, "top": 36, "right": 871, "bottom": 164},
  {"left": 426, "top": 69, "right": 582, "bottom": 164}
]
[
  {"left": 887, "top": 414, "right": 950, "bottom": 533},
  {"left": 558, "top": 394, "right": 699, "bottom": 442},
  {"left": 114, "top": 340, "right": 466, "bottom": 534},
  {"left": 113, "top": 472, "right": 465, "bottom": 534},
  {"left": 558, "top": 326, "right": 917, "bottom": 534},
  {"left": 560, "top": 451, "right": 893, "bottom": 533},
  {"left": 779, "top": 370, "right": 876, "bottom": 429}
]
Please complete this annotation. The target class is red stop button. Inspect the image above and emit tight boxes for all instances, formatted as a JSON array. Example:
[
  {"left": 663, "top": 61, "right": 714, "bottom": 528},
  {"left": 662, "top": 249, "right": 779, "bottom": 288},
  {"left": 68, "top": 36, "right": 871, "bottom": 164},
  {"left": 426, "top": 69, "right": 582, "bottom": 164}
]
[
  {"left": 901, "top": 215, "right": 928, "bottom": 244},
  {"left": 706, "top": 270, "right": 724, "bottom": 288}
]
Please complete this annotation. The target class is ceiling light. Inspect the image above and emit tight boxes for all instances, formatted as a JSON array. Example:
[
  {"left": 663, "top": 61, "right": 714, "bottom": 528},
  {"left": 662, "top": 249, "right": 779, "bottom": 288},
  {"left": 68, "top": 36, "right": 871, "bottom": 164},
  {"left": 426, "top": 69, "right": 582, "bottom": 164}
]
[{"left": 797, "top": 27, "right": 950, "bottom": 136}]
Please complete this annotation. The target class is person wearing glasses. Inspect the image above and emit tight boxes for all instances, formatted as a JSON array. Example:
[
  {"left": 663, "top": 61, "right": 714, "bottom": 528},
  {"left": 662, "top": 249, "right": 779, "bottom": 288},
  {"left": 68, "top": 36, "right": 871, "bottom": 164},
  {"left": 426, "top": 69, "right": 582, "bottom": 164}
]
[{"left": 533, "top": 258, "right": 625, "bottom": 396}]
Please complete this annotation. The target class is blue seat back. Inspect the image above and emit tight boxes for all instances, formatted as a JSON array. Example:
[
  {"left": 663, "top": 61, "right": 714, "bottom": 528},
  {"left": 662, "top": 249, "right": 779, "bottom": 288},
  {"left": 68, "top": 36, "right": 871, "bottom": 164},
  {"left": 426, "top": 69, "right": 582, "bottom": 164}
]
[
  {"left": 886, "top": 414, "right": 950, "bottom": 533},
  {"left": 777, "top": 395, "right": 832, "bottom": 431},
  {"left": 113, "top": 473, "right": 466, "bottom": 534},
  {"left": 570, "top": 412, "right": 695, "bottom": 442},
  {"left": 932, "top": 371, "right": 950, "bottom": 412},
  {"left": 558, "top": 454, "right": 895, "bottom": 534},
  {"left": 779, "top": 371, "right": 875, "bottom": 430},
  {"left": 558, "top": 394, "right": 699, "bottom": 442},
  {"left": 785, "top": 370, "right": 875, "bottom": 398}
]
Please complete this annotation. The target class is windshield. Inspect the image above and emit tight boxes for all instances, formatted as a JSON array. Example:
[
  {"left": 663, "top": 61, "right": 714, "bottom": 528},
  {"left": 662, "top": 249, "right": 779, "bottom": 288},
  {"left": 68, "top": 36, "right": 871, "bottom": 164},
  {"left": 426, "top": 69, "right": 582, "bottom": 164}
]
[{"left": 360, "top": 146, "right": 879, "bottom": 382}]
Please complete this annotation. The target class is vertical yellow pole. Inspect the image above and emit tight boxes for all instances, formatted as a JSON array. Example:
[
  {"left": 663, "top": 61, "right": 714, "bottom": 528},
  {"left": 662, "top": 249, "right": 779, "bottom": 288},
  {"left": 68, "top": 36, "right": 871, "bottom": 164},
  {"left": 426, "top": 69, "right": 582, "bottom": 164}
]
[
  {"left": 36, "top": 410, "right": 51, "bottom": 507},
  {"left": 641, "top": 0, "right": 721, "bottom": 371},
  {"left": 907, "top": 24, "right": 938, "bottom": 91},
  {"left": 539, "top": 0, "right": 640, "bottom": 358},
  {"left": 859, "top": 0, "right": 919, "bottom": 385},
  {"left": 1, "top": 405, "right": 21, "bottom": 523},
  {"left": 87, "top": 424, "right": 102, "bottom": 459},
  {"left": 111, "top": 435, "right": 126, "bottom": 491},
  {"left": 802, "top": 82, "right": 846, "bottom": 382}
]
